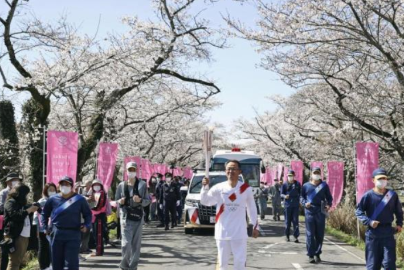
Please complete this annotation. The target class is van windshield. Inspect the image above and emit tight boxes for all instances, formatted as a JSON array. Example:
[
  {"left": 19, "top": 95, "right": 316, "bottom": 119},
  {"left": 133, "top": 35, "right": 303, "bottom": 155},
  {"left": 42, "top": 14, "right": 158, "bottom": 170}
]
[{"left": 189, "top": 175, "right": 243, "bottom": 194}]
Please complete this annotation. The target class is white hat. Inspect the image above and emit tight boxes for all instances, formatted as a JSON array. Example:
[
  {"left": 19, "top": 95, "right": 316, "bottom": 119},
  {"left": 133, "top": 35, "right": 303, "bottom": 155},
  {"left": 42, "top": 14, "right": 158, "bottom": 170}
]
[{"left": 126, "top": 162, "right": 137, "bottom": 170}]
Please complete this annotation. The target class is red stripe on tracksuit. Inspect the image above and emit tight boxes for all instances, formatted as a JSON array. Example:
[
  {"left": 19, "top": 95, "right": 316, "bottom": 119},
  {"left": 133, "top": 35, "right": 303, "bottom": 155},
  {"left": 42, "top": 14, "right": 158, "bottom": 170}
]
[
  {"left": 240, "top": 183, "right": 249, "bottom": 194},
  {"left": 216, "top": 204, "right": 225, "bottom": 223},
  {"left": 191, "top": 209, "right": 199, "bottom": 223}
]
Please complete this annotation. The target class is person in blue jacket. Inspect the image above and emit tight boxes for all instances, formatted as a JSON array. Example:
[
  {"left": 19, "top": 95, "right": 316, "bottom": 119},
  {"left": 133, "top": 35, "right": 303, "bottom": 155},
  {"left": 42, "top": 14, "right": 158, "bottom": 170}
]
[
  {"left": 281, "top": 170, "right": 301, "bottom": 243},
  {"left": 300, "top": 167, "right": 333, "bottom": 263},
  {"left": 355, "top": 168, "right": 403, "bottom": 270},
  {"left": 41, "top": 176, "right": 92, "bottom": 270}
]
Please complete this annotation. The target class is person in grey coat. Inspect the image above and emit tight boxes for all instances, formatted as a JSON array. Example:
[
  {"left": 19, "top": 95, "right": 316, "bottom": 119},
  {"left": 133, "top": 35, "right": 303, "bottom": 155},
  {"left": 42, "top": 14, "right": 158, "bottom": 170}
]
[
  {"left": 115, "top": 162, "right": 151, "bottom": 270},
  {"left": 269, "top": 178, "right": 282, "bottom": 221},
  {"left": 256, "top": 182, "right": 269, "bottom": 220}
]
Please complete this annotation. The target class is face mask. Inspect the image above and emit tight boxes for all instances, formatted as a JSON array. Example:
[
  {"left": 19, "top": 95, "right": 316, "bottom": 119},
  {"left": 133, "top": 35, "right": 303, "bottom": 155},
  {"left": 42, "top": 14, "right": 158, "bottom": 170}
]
[
  {"left": 288, "top": 176, "right": 294, "bottom": 182},
  {"left": 48, "top": 191, "right": 56, "bottom": 197},
  {"left": 157, "top": 177, "right": 161, "bottom": 181},
  {"left": 93, "top": 186, "right": 101, "bottom": 192},
  {"left": 60, "top": 186, "right": 71, "bottom": 195},
  {"left": 151, "top": 179, "right": 157, "bottom": 184},
  {"left": 260, "top": 184, "right": 265, "bottom": 188},
  {"left": 166, "top": 177, "right": 172, "bottom": 183},
  {"left": 312, "top": 174, "right": 321, "bottom": 181},
  {"left": 127, "top": 172, "right": 137, "bottom": 179},
  {"left": 11, "top": 181, "right": 19, "bottom": 188},
  {"left": 376, "top": 179, "right": 388, "bottom": 189}
]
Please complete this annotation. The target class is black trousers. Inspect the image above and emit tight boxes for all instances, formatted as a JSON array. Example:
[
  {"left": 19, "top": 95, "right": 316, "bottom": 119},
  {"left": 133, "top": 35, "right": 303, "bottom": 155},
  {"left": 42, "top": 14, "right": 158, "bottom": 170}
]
[
  {"left": 0, "top": 228, "right": 8, "bottom": 270},
  {"left": 143, "top": 205, "right": 150, "bottom": 222},
  {"left": 164, "top": 200, "right": 177, "bottom": 226},
  {"left": 157, "top": 200, "right": 165, "bottom": 224},
  {"left": 38, "top": 232, "right": 51, "bottom": 269}
]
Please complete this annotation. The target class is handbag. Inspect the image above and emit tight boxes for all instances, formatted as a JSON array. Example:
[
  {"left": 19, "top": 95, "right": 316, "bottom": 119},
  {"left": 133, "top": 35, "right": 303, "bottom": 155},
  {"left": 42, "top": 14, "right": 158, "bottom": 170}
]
[{"left": 124, "top": 181, "right": 143, "bottom": 222}]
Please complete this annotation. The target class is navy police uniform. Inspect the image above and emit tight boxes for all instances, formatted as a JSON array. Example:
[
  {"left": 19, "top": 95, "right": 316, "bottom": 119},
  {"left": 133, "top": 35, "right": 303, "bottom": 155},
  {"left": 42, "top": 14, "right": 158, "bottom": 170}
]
[
  {"left": 281, "top": 179, "right": 301, "bottom": 241},
  {"left": 160, "top": 180, "right": 180, "bottom": 229},
  {"left": 300, "top": 180, "right": 333, "bottom": 258}
]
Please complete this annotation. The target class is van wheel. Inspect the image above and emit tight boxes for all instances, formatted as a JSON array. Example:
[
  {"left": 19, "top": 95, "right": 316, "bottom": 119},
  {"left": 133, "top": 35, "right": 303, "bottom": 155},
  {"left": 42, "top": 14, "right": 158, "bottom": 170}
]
[{"left": 185, "top": 228, "right": 193, "bottom": 234}]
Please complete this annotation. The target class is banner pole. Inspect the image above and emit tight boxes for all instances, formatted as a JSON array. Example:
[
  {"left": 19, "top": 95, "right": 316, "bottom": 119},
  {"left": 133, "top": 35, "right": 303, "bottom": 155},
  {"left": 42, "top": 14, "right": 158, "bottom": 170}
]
[
  {"left": 353, "top": 141, "right": 361, "bottom": 239},
  {"left": 42, "top": 125, "right": 47, "bottom": 188}
]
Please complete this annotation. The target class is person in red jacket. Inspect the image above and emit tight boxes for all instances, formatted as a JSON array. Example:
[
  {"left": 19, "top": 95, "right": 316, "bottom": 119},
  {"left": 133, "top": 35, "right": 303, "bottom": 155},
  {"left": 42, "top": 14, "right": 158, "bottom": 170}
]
[{"left": 90, "top": 179, "right": 108, "bottom": 256}]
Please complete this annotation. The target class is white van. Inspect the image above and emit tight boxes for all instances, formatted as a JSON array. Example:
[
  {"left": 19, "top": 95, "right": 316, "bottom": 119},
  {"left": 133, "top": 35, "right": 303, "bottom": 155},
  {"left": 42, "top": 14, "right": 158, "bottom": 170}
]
[{"left": 183, "top": 171, "right": 244, "bottom": 234}]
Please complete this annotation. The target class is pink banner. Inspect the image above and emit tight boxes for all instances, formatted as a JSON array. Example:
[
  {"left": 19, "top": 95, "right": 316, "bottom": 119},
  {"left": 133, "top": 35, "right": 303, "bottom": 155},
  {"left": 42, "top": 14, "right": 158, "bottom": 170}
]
[
  {"left": 265, "top": 166, "right": 273, "bottom": 186},
  {"left": 123, "top": 156, "right": 141, "bottom": 181},
  {"left": 291, "top": 161, "right": 304, "bottom": 185},
  {"left": 283, "top": 166, "right": 289, "bottom": 183},
  {"left": 311, "top": 161, "right": 324, "bottom": 179},
  {"left": 327, "top": 161, "right": 344, "bottom": 209},
  {"left": 97, "top": 143, "right": 118, "bottom": 191},
  {"left": 356, "top": 142, "right": 379, "bottom": 204},
  {"left": 183, "top": 167, "right": 193, "bottom": 179},
  {"left": 46, "top": 130, "right": 79, "bottom": 185},
  {"left": 277, "top": 164, "right": 283, "bottom": 180}
]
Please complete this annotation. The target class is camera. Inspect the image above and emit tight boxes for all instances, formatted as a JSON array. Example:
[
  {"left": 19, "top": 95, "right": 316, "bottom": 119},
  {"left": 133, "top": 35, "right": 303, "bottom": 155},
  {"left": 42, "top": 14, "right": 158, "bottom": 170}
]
[{"left": 32, "top": 202, "right": 42, "bottom": 213}]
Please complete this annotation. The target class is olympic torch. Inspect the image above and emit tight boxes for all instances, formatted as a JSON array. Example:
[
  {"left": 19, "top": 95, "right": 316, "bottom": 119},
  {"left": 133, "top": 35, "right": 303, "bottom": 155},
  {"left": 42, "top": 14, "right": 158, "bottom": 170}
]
[{"left": 203, "top": 127, "right": 213, "bottom": 178}]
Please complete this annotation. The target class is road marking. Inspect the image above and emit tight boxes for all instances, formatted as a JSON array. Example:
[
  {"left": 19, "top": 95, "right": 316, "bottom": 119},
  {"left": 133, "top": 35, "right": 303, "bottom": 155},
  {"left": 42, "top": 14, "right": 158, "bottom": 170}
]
[
  {"left": 262, "top": 243, "right": 279, "bottom": 249},
  {"left": 292, "top": 263, "right": 304, "bottom": 270},
  {"left": 259, "top": 250, "right": 298, "bottom": 255},
  {"left": 324, "top": 237, "right": 366, "bottom": 263}
]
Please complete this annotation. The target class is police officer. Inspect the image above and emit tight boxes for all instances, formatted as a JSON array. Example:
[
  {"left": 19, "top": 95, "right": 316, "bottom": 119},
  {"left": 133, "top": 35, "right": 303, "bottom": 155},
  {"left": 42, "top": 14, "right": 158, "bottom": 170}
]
[
  {"left": 159, "top": 172, "right": 180, "bottom": 230},
  {"left": 155, "top": 173, "right": 165, "bottom": 228},
  {"left": 281, "top": 170, "right": 301, "bottom": 243},
  {"left": 41, "top": 176, "right": 92, "bottom": 270},
  {"left": 269, "top": 178, "right": 282, "bottom": 221},
  {"left": 356, "top": 168, "right": 403, "bottom": 270},
  {"left": 300, "top": 167, "right": 333, "bottom": 263}
]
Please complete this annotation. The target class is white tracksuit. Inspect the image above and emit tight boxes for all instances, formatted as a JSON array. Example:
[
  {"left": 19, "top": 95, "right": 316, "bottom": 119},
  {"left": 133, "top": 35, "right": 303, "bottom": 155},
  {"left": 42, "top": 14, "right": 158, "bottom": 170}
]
[{"left": 200, "top": 181, "right": 259, "bottom": 270}]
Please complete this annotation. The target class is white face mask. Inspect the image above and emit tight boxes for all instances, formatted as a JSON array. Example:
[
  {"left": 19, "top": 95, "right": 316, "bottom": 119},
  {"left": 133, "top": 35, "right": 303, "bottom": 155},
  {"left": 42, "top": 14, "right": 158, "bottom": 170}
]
[
  {"left": 166, "top": 177, "right": 172, "bottom": 183},
  {"left": 312, "top": 174, "right": 321, "bottom": 181},
  {"left": 376, "top": 179, "right": 388, "bottom": 189},
  {"left": 151, "top": 179, "right": 157, "bottom": 184},
  {"left": 11, "top": 181, "right": 19, "bottom": 188},
  {"left": 48, "top": 191, "right": 56, "bottom": 197},
  {"left": 127, "top": 172, "right": 137, "bottom": 179},
  {"left": 60, "top": 186, "right": 71, "bottom": 195},
  {"left": 157, "top": 177, "right": 161, "bottom": 181},
  {"left": 260, "top": 184, "right": 265, "bottom": 188},
  {"left": 93, "top": 186, "right": 101, "bottom": 192},
  {"left": 288, "top": 176, "right": 294, "bottom": 182}
]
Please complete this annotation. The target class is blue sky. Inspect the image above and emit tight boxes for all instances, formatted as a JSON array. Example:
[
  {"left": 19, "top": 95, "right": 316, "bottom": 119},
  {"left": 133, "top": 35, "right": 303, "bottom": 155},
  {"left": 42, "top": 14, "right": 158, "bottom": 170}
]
[{"left": 3, "top": 0, "right": 294, "bottom": 138}]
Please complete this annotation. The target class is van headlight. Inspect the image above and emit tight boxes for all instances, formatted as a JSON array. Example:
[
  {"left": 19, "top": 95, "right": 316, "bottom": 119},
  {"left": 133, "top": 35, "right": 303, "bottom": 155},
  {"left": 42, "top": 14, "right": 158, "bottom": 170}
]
[{"left": 185, "top": 199, "right": 199, "bottom": 207}]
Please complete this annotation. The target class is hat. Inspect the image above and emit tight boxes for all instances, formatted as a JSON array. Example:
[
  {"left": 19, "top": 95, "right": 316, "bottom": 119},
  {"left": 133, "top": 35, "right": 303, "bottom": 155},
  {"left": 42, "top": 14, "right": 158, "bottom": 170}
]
[
  {"left": 156, "top": 173, "right": 163, "bottom": 178},
  {"left": 91, "top": 179, "right": 103, "bottom": 187},
  {"left": 372, "top": 168, "right": 388, "bottom": 180},
  {"left": 165, "top": 172, "right": 173, "bottom": 177},
  {"left": 287, "top": 170, "right": 295, "bottom": 176},
  {"left": 312, "top": 167, "right": 321, "bottom": 173},
  {"left": 6, "top": 172, "right": 21, "bottom": 182},
  {"left": 59, "top": 176, "right": 74, "bottom": 186},
  {"left": 126, "top": 162, "right": 137, "bottom": 170}
]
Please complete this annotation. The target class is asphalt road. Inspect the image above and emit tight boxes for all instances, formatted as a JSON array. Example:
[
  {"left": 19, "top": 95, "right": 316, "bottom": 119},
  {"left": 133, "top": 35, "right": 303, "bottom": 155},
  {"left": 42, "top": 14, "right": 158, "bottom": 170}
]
[{"left": 80, "top": 216, "right": 366, "bottom": 270}]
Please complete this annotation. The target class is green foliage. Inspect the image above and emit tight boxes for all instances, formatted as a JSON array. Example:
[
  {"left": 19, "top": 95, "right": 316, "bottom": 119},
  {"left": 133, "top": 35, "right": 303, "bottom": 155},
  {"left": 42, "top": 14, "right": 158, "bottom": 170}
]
[
  {"left": 21, "top": 99, "right": 46, "bottom": 201},
  {"left": 0, "top": 100, "right": 19, "bottom": 185}
]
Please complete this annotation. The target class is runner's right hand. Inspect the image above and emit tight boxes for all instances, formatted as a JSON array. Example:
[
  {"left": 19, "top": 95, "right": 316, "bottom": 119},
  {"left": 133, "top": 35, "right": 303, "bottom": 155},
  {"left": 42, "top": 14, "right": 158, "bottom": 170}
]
[{"left": 202, "top": 177, "right": 210, "bottom": 186}]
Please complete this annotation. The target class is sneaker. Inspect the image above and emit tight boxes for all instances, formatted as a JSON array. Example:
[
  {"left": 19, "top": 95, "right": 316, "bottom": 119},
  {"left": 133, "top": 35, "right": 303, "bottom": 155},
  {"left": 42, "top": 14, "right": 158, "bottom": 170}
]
[
  {"left": 285, "top": 237, "right": 290, "bottom": 242},
  {"left": 79, "top": 255, "right": 87, "bottom": 262},
  {"left": 273, "top": 216, "right": 277, "bottom": 221},
  {"left": 315, "top": 255, "right": 321, "bottom": 263},
  {"left": 309, "top": 257, "right": 315, "bottom": 263},
  {"left": 294, "top": 238, "right": 299, "bottom": 243},
  {"left": 165, "top": 226, "right": 169, "bottom": 231}
]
